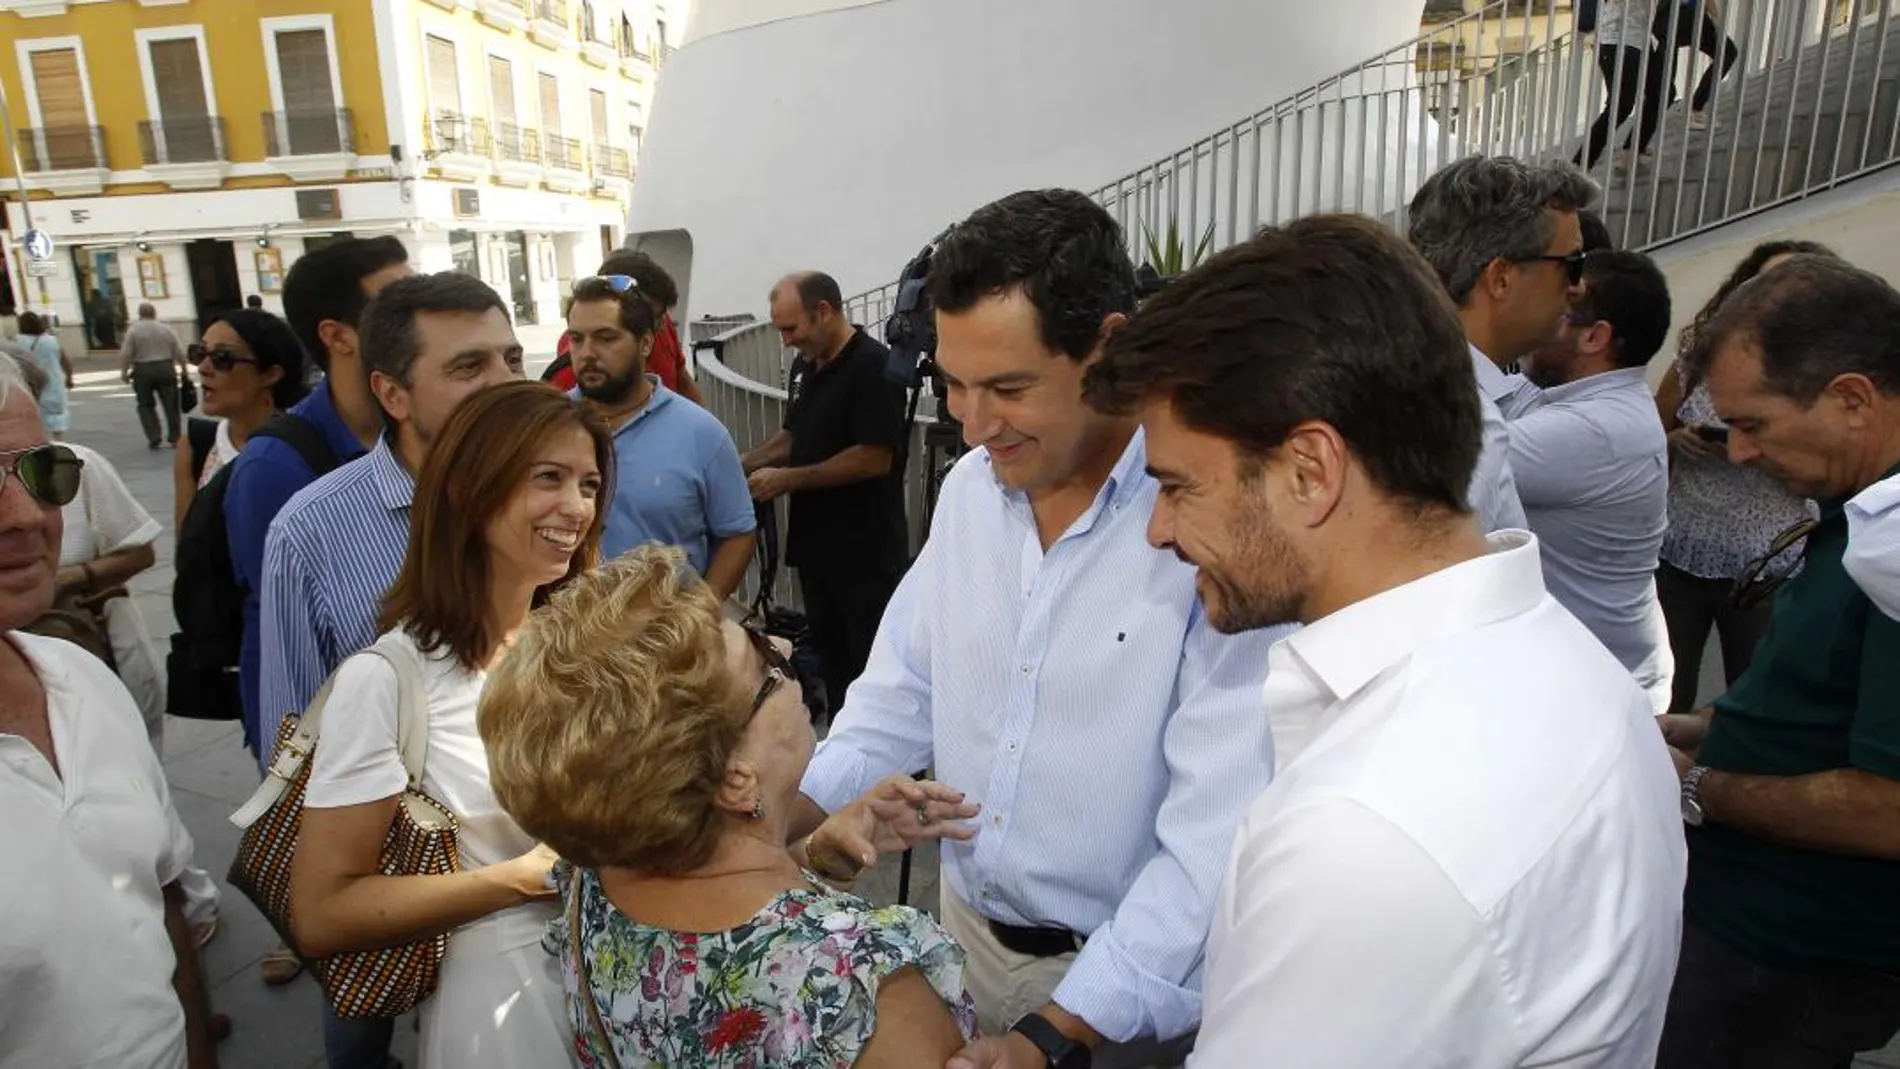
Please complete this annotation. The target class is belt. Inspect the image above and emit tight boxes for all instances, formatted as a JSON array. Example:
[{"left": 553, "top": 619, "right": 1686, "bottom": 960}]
[{"left": 988, "top": 918, "right": 1084, "bottom": 958}]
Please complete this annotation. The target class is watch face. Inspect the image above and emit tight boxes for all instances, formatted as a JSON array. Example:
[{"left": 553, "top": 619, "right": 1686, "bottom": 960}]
[{"left": 1681, "top": 796, "right": 1705, "bottom": 827}]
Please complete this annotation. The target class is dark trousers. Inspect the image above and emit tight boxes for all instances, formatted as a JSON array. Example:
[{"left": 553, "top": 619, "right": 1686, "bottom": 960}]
[
  {"left": 131, "top": 361, "right": 181, "bottom": 446},
  {"left": 1656, "top": 560, "right": 1773, "bottom": 714},
  {"left": 1581, "top": 44, "right": 1670, "bottom": 167},
  {"left": 1655, "top": 4, "right": 1740, "bottom": 112},
  {"left": 798, "top": 560, "right": 903, "bottom": 714},
  {"left": 1659, "top": 920, "right": 1900, "bottom": 1068},
  {"left": 322, "top": 1008, "right": 394, "bottom": 1069}
]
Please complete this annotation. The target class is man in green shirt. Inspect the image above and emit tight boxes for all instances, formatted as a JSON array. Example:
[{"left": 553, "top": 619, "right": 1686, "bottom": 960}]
[{"left": 1657, "top": 254, "right": 1900, "bottom": 1069}]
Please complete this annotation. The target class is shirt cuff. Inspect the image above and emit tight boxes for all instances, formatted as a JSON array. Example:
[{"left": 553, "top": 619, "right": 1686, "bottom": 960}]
[
  {"left": 1051, "top": 922, "right": 1201, "bottom": 1044},
  {"left": 800, "top": 739, "right": 875, "bottom": 816}
]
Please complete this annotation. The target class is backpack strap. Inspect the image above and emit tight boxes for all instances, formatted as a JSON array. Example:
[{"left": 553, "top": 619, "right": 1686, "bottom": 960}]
[
  {"left": 251, "top": 414, "right": 341, "bottom": 478},
  {"left": 230, "top": 632, "right": 431, "bottom": 829}
]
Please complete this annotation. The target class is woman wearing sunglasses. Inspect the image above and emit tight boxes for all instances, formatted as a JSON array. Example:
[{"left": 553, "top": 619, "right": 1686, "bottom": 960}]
[
  {"left": 290, "top": 382, "right": 609, "bottom": 1068},
  {"left": 173, "top": 309, "right": 308, "bottom": 528},
  {"left": 481, "top": 546, "right": 977, "bottom": 1069}
]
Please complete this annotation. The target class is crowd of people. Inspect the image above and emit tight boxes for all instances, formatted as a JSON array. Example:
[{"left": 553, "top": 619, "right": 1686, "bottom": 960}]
[{"left": 6, "top": 146, "right": 1900, "bottom": 1069}]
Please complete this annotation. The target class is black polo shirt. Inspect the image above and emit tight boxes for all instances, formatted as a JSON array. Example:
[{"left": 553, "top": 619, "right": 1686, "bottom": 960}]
[
  {"left": 782, "top": 328, "right": 909, "bottom": 574},
  {"left": 1687, "top": 476, "right": 1900, "bottom": 970}
]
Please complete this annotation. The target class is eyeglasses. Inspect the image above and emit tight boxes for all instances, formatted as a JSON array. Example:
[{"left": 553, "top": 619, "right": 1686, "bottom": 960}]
[
  {"left": 1730, "top": 518, "right": 1818, "bottom": 609},
  {"left": 743, "top": 625, "right": 793, "bottom": 717},
  {"left": 579, "top": 274, "right": 640, "bottom": 296},
  {"left": 1514, "top": 250, "right": 1588, "bottom": 286},
  {"left": 188, "top": 344, "right": 257, "bottom": 373},
  {"left": 0, "top": 444, "right": 84, "bottom": 508}
]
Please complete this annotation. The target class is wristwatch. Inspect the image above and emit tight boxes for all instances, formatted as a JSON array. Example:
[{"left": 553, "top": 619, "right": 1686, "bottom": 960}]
[
  {"left": 1010, "top": 1012, "right": 1091, "bottom": 1069},
  {"left": 1681, "top": 764, "right": 1712, "bottom": 826}
]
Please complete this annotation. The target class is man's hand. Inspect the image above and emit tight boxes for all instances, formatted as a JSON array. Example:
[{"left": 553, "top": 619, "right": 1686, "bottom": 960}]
[
  {"left": 947, "top": 1032, "right": 1045, "bottom": 1069},
  {"left": 748, "top": 466, "right": 798, "bottom": 502},
  {"left": 809, "top": 775, "right": 981, "bottom": 876},
  {"left": 1658, "top": 708, "right": 1713, "bottom": 755},
  {"left": 121, "top": 367, "right": 133, "bottom": 384},
  {"left": 1668, "top": 744, "right": 1695, "bottom": 781},
  {"left": 1668, "top": 426, "right": 1721, "bottom": 463}
]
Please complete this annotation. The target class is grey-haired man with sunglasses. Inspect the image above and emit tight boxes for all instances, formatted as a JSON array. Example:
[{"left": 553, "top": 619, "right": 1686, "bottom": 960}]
[
  {"left": 1656, "top": 255, "right": 1900, "bottom": 1069},
  {"left": 1408, "top": 155, "right": 1597, "bottom": 534},
  {"left": 0, "top": 359, "right": 222, "bottom": 1069}
]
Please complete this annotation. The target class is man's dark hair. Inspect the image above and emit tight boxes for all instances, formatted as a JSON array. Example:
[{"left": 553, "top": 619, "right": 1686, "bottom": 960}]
[
  {"left": 785, "top": 272, "right": 844, "bottom": 317},
  {"left": 930, "top": 189, "right": 1137, "bottom": 361},
  {"left": 570, "top": 276, "right": 658, "bottom": 337},
  {"left": 282, "top": 235, "right": 409, "bottom": 373},
  {"left": 213, "top": 308, "right": 311, "bottom": 411},
  {"left": 598, "top": 248, "right": 679, "bottom": 309},
  {"left": 17, "top": 311, "right": 45, "bottom": 336},
  {"left": 359, "top": 272, "right": 509, "bottom": 390},
  {"left": 1573, "top": 250, "right": 1671, "bottom": 370},
  {"left": 1684, "top": 254, "right": 1900, "bottom": 404},
  {"left": 245, "top": 294, "right": 264, "bottom": 310},
  {"left": 1579, "top": 209, "right": 1614, "bottom": 253},
  {"left": 1085, "top": 213, "right": 1481, "bottom": 513},
  {"left": 1407, "top": 155, "right": 1597, "bottom": 304}
]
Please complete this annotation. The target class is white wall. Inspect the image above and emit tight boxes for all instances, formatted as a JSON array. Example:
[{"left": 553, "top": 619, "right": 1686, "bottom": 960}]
[{"left": 627, "top": 0, "right": 1430, "bottom": 318}]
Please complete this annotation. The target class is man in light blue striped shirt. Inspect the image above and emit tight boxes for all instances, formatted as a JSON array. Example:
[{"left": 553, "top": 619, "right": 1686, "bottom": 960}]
[
  {"left": 257, "top": 273, "right": 524, "bottom": 778},
  {"left": 795, "top": 190, "right": 1280, "bottom": 1069}
]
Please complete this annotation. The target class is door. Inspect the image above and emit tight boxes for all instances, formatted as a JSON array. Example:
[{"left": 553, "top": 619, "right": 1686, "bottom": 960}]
[
  {"left": 185, "top": 240, "right": 242, "bottom": 338},
  {"left": 426, "top": 35, "right": 460, "bottom": 119},
  {"left": 28, "top": 48, "right": 93, "bottom": 169},
  {"left": 504, "top": 232, "right": 536, "bottom": 327},
  {"left": 148, "top": 37, "right": 215, "bottom": 162},
  {"left": 274, "top": 28, "right": 340, "bottom": 154}
]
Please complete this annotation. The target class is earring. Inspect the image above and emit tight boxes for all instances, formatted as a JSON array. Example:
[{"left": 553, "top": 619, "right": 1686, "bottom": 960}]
[{"left": 751, "top": 797, "right": 765, "bottom": 820}]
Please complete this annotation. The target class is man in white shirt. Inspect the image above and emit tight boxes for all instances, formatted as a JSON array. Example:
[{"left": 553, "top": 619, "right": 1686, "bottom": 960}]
[
  {"left": 1509, "top": 249, "right": 1675, "bottom": 711},
  {"left": 1084, "top": 214, "right": 1685, "bottom": 1068},
  {"left": 0, "top": 358, "right": 219, "bottom": 1069},
  {"left": 1409, "top": 154, "right": 1597, "bottom": 532}
]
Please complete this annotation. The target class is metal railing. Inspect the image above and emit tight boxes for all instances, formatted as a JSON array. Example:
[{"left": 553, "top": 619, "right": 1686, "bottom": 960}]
[
  {"left": 533, "top": 0, "right": 567, "bottom": 26},
  {"left": 18, "top": 125, "right": 105, "bottom": 171},
  {"left": 138, "top": 116, "right": 226, "bottom": 165},
  {"left": 494, "top": 121, "right": 542, "bottom": 164},
  {"left": 262, "top": 108, "right": 354, "bottom": 157},
  {"left": 594, "top": 143, "right": 631, "bottom": 177},
  {"left": 429, "top": 112, "right": 492, "bottom": 156},
  {"left": 544, "top": 132, "right": 584, "bottom": 170}
]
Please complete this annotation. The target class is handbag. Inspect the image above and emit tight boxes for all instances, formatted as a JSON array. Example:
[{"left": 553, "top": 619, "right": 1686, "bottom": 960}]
[
  {"left": 227, "top": 632, "right": 461, "bottom": 1019},
  {"left": 179, "top": 374, "right": 199, "bottom": 413}
]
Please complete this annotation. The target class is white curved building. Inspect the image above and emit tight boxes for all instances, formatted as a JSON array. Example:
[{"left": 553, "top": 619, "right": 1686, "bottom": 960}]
[{"left": 628, "top": 0, "right": 1434, "bottom": 318}]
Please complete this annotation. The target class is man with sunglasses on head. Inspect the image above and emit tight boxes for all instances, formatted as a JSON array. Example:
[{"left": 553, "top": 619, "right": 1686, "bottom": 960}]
[
  {"left": 1505, "top": 250, "right": 1675, "bottom": 713},
  {"left": 0, "top": 359, "right": 222, "bottom": 1069},
  {"left": 1656, "top": 255, "right": 1900, "bottom": 1069},
  {"left": 565, "top": 274, "right": 755, "bottom": 600},
  {"left": 1408, "top": 154, "right": 1596, "bottom": 533}
]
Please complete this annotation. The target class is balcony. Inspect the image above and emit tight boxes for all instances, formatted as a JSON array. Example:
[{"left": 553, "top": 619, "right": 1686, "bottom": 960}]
[
  {"left": 542, "top": 132, "right": 588, "bottom": 193},
  {"left": 592, "top": 143, "right": 632, "bottom": 201},
  {"left": 621, "top": 46, "right": 655, "bottom": 80},
  {"left": 582, "top": 33, "right": 617, "bottom": 69},
  {"left": 261, "top": 108, "right": 357, "bottom": 181},
  {"left": 422, "top": 0, "right": 472, "bottom": 10},
  {"left": 477, "top": 0, "right": 529, "bottom": 32},
  {"left": 137, "top": 116, "right": 230, "bottom": 190},
  {"left": 16, "top": 125, "right": 108, "bottom": 194},
  {"left": 492, "top": 121, "right": 544, "bottom": 187},
  {"left": 427, "top": 112, "right": 493, "bottom": 182},
  {"left": 530, "top": 0, "right": 568, "bottom": 49}
]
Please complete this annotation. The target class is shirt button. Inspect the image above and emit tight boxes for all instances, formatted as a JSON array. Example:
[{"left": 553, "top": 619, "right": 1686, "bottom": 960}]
[
  {"left": 982, "top": 888, "right": 996, "bottom": 899},
  {"left": 1019, "top": 664, "right": 1030, "bottom": 674},
  {"left": 1006, "top": 740, "right": 1018, "bottom": 753},
  {"left": 993, "top": 814, "right": 1004, "bottom": 827}
]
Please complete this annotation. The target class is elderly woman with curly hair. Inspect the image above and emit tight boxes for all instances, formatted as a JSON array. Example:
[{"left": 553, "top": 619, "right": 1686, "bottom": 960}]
[{"left": 481, "top": 547, "right": 979, "bottom": 1068}]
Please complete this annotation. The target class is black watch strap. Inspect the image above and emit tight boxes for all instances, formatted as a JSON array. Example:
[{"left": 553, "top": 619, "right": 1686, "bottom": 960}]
[{"left": 1010, "top": 1012, "right": 1091, "bottom": 1069}]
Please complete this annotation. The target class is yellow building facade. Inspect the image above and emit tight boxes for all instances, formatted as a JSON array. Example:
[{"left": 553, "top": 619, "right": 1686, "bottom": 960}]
[{"left": 0, "top": 0, "right": 676, "bottom": 349}]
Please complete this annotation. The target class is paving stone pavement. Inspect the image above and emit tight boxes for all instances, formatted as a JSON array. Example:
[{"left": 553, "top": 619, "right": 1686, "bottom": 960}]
[{"left": 59, "top": 351, "right": 938, "bottom": 1068}]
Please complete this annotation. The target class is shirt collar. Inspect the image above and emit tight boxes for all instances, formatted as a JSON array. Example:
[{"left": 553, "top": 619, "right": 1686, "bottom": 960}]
[
  {"left": 367, "top": 437, "right": 416, "bottom": 513},
  {"left": 1538, "top": 366, "right": 1650, "bottom": 405},
  {"left": 986, "top": 426, "right": 1149, "bottom": 510},
  {"left": 612, "top": 376, "right": 673, "bottom": 434},
  {"left": 1847, "top": 461, "right": 1900, "bottom": 522},
  {"left": 1469, "top": 344, "right": 1515, "bottom": 402},
  {"left": 1278, "top": 530, "right": 1547, "bottom": 706}
]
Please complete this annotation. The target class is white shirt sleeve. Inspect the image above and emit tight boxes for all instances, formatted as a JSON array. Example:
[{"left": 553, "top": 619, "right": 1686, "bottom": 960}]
[
  {"left": 1194, "top": 799, "right": 1516, "bottom": 1069},
  {"left": 1847, "top": 477, "right": 1900, "bottom": 622},
  {"left": 302, "top": 650, "right": 407, "bottom": 809},
  {"left": 79, "top": 452, "right": 162, "bottom": 556}
]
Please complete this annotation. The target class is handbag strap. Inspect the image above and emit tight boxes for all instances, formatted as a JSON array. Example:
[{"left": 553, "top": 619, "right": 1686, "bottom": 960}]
[{"left": 567, "top": 872, "right": 625, "bottom": 1069}]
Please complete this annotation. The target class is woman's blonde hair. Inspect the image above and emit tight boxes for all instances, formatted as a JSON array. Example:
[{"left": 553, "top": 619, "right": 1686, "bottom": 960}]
[{"left": 479, "top": 546, "right": 752, "bottom": 873}]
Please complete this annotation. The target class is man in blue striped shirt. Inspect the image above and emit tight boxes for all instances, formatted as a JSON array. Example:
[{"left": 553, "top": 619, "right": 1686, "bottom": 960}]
[
  {"left": 255, "top": 273, "right": 522, "bottom": 1069},
  {"left": 795, "top": 190, "right": 1281, "bottom": 1069}
]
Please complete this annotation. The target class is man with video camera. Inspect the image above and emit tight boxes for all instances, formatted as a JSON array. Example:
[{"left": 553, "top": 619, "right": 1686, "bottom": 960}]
[{"left": 788, "top": 189, "right": 1280, "bottom": 1069}]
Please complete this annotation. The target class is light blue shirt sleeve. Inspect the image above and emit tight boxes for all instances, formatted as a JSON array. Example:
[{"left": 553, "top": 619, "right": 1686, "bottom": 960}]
[
  {"left": 701, "top": 421, "right": 758, "bottom": 540},
  {"left": 257, "top": 514, "right": 335, "bottom": 758},
  {"left": 1050, "top": 614, "right": 1282, "bottom": 1043},
  {"left": 1472, "top": 396, "right": 1529, "bottom": 532},
  {"left": 1508, "top": 406, "right": 1607, "bottom": 508},
  {"left": 799, "top": 523, "right": 939, "bottom": 813}
]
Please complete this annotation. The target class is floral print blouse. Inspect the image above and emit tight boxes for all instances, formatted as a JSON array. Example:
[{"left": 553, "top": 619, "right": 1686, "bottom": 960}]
[{"left": 544, "top": 865, "right": 980, "bottom": 1067}]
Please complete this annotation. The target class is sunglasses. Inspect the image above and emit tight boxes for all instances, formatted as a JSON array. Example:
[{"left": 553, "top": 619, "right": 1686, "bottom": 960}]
[
  {"left": 1514, "top": 250, "right": 1588, "bottom": 286},
  {"left": 0, "top": 444, "right": 84, "bottom": 508},
  {"left": 580, "top": 274, "right": 640, "bottom": 296},
  {"left": 188, "top": 344, "right": 257, "bottom": 373},
  {"left": 742, "top": 624, "right": 814, "bottom": 719},
  {"left": 1730, "top": 518, "right": 1818, "bottom": 610}
]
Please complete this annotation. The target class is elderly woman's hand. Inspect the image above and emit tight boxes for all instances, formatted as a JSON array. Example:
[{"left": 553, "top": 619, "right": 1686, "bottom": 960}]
[
  {"left": 490, "top": 843, "right": 562, "bottom": 904},
  {"left": 808, "top": 775, "right": 981, "bottom": 880}
]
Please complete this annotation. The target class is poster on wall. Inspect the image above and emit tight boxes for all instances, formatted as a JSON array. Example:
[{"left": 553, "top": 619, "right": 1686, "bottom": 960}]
[
  {"left": 255, "top": 247, "right": 285, "bottom": 293},
  {"left": 137, "top": 254, "right": 167, "bottom": 300}
]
